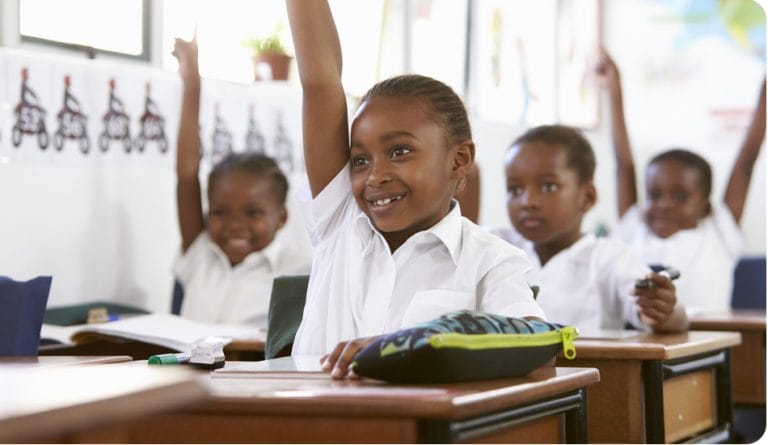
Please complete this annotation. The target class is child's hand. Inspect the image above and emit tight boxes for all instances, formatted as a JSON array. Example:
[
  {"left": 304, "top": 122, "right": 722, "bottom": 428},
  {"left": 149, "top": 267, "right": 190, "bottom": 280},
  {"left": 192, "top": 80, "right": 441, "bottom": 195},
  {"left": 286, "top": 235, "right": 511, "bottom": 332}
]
[
  {"left": 594, "top": 48, "right": 620, "bottom": 95},
  {"left": 172, "top": 35, "right": 200, "bottom": 84},
  {"left": 633, "top": 273, "right": 677, "bottom": 327},
  {"left": 320, "top": 336, "right": 379, "bottom": 380}
]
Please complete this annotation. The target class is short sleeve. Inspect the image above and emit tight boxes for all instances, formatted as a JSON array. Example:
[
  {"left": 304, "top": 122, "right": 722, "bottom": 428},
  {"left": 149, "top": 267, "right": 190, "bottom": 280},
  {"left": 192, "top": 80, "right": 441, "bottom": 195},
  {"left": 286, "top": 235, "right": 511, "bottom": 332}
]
[
  {"left": 302, "top": 165, "right": 359, "bottom": 247},
  {"left": 173, "top": 232, "right": 211, "bottom": 286},
  {"left": 478, "top": 251, "right": 547, "bottom": 320},
  {"left": 710, "top": 204, "right": 745, "bottom": 258},
  {"left": 610, "top": 205, "right": 645, "bottom": 243}
]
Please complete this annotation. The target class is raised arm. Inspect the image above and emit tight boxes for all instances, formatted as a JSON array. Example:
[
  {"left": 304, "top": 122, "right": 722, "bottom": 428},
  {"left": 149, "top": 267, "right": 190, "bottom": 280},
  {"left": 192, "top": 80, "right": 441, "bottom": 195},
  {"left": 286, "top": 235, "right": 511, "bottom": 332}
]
[
  {"left": 723, "top": 78, "right": 766, "bottom": 223},
  {"left": 172, "top": 36, "right": 205, "bottom": 251},
  {"left": 286, "top": 0, "right": 349, "bottom": 197},
  {"left": 596, "top": 48, "right": 637, "bottom": 217}
]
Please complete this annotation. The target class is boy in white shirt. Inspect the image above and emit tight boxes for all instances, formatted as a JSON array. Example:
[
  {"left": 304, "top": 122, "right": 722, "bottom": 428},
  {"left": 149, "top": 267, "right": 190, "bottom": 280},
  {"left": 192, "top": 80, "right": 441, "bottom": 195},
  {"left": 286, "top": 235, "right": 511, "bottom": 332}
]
[
  {"left": 287, "top": 0, "right": 545, "bottom": 379},
  {"left": 494, "top": 125, "right": 688, "bottom": 333},
  {"left": 596, "top": 49, "right": 765, "bottom": 312}
]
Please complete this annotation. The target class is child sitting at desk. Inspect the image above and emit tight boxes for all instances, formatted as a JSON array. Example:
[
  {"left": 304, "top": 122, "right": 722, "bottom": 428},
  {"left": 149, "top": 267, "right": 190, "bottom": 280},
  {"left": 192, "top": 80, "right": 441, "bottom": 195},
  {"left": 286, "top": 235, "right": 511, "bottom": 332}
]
[
  {"left": 596, "top": 49, "right": 766, "bottom": 311},
  {"left": 493, "top": 125, "right": 688, "bottom": 333},
  {"left": 171, "top": 36, "right": 312, "bottom": 327},
  {"left": 286, "top": 0, "right": 546, "bottom": 379}
]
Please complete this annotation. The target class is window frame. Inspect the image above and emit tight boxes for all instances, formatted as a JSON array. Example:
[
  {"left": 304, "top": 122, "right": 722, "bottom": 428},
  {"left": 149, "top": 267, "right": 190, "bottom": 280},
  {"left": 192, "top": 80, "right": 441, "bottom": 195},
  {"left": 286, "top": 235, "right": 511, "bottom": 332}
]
[{"left": 17, "top": 0, "right": 152, "bottom": 61}]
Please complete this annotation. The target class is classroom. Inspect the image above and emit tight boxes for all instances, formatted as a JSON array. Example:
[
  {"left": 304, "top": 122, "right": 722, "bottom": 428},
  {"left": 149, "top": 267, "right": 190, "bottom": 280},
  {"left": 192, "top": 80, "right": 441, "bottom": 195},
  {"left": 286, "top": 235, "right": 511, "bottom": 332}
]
[{"left": 0, "top": 0, "right": 766, "bottom": 443}]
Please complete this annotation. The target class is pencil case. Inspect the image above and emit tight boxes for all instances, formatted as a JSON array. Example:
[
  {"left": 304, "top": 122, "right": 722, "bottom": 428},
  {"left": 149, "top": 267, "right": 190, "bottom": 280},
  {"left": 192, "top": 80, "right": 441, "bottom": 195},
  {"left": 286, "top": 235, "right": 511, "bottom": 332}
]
[{"left": 351, "top": 310, "right": 577, "bottom": 383}]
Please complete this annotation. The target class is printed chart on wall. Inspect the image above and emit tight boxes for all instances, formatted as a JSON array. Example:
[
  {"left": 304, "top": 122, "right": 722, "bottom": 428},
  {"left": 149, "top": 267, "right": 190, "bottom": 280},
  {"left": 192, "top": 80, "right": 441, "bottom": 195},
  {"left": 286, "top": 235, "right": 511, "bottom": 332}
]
[
  {"left": 611, "top": 0, "right": 765, "bottom": 160},
  {"left": 0, "top": 48, "right": 304, "bottom": 177},
  {"left": 472, "top": 0, "right": 600, "bottom": 128},
  {"left": 0, "top": 50, "right": 179, "bottom": 166}
]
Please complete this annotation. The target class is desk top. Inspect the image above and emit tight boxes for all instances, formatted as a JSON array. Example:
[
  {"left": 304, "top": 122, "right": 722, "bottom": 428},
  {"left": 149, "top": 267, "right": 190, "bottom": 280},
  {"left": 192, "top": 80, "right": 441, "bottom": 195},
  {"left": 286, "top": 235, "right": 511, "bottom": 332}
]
[
  {"left": 0, "top": 362, "right": 207, "bottom": 443},
  {"left": 0, "top": 355, "right": 132, "bottom": 368},
  {"left": 688, "top": 309, "right": 766, "bottom": 331},
  {"left": 197, "top": 361, "right": 600, "bottom": 420},
  {"left": 571, "top": 330, "right": 741, "bottom": 361}
]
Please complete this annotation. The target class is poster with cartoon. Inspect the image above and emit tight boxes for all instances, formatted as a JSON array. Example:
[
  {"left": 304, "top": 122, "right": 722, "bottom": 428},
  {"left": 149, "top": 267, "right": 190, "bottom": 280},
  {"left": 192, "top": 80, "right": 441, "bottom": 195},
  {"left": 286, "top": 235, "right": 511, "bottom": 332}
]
[
  {"left": 45, "top": 58, "right": 93, "bottom": 165},
  {"left": 4, "top": 52, "right": 56, "bottom": 163},
  {"left": 473, "top": 0, "right": 557, "bottom": 127},
  {"left": 0, "top": 51, "right": 9, "bottom": 161}
]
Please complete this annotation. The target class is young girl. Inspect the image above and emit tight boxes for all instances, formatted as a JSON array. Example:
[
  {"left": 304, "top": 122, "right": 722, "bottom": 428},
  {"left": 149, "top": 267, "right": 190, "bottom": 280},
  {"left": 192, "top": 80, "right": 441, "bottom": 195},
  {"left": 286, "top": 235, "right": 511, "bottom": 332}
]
[
  {"left": 596, "top": 49, "right": 766, "bottom": 311},
  {"left": 286, "top": 0, "right": 545, "bottom": 379},
  {"left": 172, "top": 36, "right": 312, "bottom": 327},
  {"left": 493, "top": 125, "right": 688, "bottom": 333}
]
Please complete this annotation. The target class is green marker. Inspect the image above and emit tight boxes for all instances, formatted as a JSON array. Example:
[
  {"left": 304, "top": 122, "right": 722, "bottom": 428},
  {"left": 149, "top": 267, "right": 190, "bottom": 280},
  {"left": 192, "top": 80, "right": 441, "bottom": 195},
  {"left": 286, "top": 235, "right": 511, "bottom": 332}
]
[{"left": 148, "top": 352, "right": 191, "bottom": 365}]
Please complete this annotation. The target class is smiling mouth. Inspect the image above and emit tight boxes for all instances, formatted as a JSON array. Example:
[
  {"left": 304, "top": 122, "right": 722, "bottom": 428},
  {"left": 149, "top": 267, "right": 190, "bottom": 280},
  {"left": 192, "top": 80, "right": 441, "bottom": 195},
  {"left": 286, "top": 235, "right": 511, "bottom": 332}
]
[
  {"left": 225, "top": 238, "right": 251, "bottom": 250},
  {"left": 368, "top": 194, "right": 404, "bottom": 207},
  {"left": 520, "top": 217, "right": 544, "bottom": 228}
]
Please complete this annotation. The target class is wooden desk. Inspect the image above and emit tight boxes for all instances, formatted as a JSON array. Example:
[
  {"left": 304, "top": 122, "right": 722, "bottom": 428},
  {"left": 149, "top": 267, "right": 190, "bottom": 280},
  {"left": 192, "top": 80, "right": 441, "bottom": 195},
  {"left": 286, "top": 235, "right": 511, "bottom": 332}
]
[
  {"left": 38, "top": 336, "right": 265, "bottom": 361},
  {"left": 689, "top": 309, "right": 766, "bottom": 405},
  {"left": 91, "top": 360, "right": 600, "bottom": 444},
  {"left": 557, "top": 330, "right": 741, "bottom": 443},
  {"left": 0, "top": 355, "right": 132, "bottom": 368},
  {"left": 0, "top": 362, "right": 207, "bottom": 443}
]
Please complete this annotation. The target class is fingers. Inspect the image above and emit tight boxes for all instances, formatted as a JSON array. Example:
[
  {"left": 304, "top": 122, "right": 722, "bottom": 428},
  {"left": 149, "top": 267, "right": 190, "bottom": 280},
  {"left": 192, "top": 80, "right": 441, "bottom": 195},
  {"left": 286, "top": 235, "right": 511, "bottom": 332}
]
[
  {"left": 322, "top": 337, "right": 376, "bottom": 380},
  {"left": 634, "top": 274, "right": 677, "bottom": 324}
]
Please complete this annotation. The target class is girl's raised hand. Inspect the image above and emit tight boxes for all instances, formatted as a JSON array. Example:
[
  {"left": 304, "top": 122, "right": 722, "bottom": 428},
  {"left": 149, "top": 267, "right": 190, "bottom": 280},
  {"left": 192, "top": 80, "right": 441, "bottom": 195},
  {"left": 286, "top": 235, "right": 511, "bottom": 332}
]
[
  {"left": 594, "top": 48, "right": 621, "bottom": 94},
  {"left": 172, "top": 34, "right": 199, "bottom": 84}
]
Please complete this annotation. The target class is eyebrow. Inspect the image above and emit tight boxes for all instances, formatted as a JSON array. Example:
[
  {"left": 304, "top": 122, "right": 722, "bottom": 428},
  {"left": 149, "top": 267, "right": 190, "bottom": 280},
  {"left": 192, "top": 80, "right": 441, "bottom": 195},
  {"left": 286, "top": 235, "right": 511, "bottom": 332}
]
[{"left": 351, "top": 130, "right": 418, "bottom": 149}]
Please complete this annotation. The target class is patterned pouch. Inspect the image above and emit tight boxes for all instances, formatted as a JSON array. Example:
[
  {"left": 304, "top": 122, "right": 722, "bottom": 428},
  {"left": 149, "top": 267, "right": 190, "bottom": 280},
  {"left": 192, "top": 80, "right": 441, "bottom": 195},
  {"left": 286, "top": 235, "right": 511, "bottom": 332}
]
[{"left": 352, "top": 310, "right": 577, "bottom": 383}]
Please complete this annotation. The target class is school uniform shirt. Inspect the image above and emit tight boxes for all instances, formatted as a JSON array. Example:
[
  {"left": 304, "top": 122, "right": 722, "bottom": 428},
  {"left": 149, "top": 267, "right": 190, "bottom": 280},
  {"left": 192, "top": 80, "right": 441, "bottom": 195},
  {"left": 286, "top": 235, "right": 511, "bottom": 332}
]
[
  {"left": 611, "top": 204, "right": 744, "bottom": 313},
  {"left": 174, "top": 230, "right": 313, "bottom": 328},
  {"left": 492, "top": 228, "right": 649, "bottom": 332},
  {"left": 292, "top": 166, "right": 545, "bottom": 355}
]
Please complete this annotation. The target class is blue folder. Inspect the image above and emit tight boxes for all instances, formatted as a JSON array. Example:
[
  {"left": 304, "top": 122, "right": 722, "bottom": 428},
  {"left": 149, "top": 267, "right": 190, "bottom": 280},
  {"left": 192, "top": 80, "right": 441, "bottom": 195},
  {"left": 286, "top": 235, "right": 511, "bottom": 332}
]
[{"left": 0, "top": 276, "right": 52, "bottom": 355}]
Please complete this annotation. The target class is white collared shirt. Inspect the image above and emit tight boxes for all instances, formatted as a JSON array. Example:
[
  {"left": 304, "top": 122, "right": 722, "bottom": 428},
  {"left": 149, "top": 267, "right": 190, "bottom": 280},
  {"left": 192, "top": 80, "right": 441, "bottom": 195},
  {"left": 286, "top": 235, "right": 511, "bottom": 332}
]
[
  {"left": 492, "top": 228, "right": 650, "bottom": 332},
  {"left": 611, "top": 204, "right": 744, "bottom": 313},
  {"left": 174, "top": 227, "right": 313, "bottom": 328},
  {"left": 292, "top": 166, "right": 545, "bottom": 355}
]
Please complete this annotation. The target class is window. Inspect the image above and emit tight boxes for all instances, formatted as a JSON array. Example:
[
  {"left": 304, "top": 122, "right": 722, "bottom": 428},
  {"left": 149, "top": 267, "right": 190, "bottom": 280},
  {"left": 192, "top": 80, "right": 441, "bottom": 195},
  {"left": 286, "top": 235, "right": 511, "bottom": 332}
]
[{"left": 19, "top": 0, "right": 149, "bottom": 60}]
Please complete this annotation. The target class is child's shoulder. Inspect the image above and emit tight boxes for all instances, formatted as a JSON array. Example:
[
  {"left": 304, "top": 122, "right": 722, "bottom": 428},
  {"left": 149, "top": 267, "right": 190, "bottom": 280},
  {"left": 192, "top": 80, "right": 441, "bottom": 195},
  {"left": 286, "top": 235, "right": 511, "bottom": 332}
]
[{"left": 464, "top": 222, "right": 529, "bottom": 260}]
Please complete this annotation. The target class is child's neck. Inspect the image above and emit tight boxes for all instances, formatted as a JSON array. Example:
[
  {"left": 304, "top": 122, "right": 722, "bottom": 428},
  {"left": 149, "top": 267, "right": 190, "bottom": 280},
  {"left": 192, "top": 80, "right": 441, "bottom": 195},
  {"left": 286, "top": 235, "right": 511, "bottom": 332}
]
[{"left": 534, "top": 231, "right": 584, "bottom": 266}]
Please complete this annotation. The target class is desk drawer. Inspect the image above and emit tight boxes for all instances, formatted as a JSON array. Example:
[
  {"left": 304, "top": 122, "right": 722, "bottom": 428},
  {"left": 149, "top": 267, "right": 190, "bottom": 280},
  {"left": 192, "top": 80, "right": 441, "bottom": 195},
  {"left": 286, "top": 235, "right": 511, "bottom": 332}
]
[{"left": 663, "top": 369, "right": 715, "bottom": 442}]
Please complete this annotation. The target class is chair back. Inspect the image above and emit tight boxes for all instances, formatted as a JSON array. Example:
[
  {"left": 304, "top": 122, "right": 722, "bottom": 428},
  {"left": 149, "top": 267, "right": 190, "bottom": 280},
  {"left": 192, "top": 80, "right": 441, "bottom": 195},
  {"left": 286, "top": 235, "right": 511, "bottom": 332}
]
[
  {"left": 44, "top": 301, "right": 150, "bottom": 326},
  {"left": 170, "top": 280, "right": 184, "bottom": 315},
  {"left": 0, "top": 276, "right": 52, "bottom": 355},
  {"left": 731, "top": 256, "right": 766, "bottom": 310},
  {"left": 265, "top": 275, "right": 309, "bottom": 359}
]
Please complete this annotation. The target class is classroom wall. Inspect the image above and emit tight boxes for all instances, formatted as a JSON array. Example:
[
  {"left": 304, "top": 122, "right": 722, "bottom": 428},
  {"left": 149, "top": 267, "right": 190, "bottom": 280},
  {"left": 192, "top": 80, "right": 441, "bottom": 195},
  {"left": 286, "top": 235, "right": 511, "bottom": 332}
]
[{"left": 0, "top": 0, "right": 764, "bottom": 313}]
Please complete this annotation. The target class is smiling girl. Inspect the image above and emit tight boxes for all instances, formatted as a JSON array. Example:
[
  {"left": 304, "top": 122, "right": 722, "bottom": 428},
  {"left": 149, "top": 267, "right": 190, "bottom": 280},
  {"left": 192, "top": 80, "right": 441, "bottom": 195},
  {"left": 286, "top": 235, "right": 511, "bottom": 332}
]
[{"left": 286, "top": 0, "right": 545, "bottom": 379}]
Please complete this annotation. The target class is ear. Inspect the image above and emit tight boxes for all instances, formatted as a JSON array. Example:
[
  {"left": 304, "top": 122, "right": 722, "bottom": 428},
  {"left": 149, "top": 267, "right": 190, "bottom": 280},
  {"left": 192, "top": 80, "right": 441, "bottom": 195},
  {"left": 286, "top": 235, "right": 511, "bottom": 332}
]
[
  {"left": 581, "top": 182, "right": 597, "bottom": 212},
  {"left": 277, "top": 207, "right": 288, "bottom": 230},
  {"left": 451, "top": 140, "right": 475, "bottom": 179}
]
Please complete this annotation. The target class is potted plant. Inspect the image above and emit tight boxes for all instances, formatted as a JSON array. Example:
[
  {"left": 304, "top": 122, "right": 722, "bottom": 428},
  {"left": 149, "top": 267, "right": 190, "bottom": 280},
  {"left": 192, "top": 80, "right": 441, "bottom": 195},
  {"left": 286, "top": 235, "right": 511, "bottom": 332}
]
[{"left": 243, "top": 28, "right": 292, "bottom": 81}]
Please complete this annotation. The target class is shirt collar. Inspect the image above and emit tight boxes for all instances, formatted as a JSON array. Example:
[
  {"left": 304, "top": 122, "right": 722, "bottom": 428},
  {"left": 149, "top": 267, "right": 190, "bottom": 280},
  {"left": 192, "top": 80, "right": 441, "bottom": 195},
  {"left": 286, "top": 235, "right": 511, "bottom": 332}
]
[
  {"left": 206, "top": 232, "right": 278, "bottom": 271},
  {"left": 352, "top": 199, "right": 463, "bottom": 265},
  {"left": 427, "top": 200, "right": 463, "bottom": 266},
  {"left": 523, "top": 232, "right": 595, "bottom": 269}
]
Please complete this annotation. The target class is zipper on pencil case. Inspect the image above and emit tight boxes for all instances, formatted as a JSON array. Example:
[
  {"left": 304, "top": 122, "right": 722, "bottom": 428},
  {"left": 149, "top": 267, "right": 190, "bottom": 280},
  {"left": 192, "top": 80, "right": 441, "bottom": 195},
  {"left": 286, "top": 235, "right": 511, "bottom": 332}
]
[{"left": 427, "top": 326, "right": 578, "bottom": 360}]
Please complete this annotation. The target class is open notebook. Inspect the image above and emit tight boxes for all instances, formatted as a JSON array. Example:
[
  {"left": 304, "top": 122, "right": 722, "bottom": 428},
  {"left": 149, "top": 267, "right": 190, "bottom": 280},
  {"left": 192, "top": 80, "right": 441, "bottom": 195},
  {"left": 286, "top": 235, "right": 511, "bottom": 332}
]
[
  {"left": 212, "top": 355, "right": 325, "bottom": 379},
  {"left": 40, "top": 313, "right": 266, "bottom": 352}
]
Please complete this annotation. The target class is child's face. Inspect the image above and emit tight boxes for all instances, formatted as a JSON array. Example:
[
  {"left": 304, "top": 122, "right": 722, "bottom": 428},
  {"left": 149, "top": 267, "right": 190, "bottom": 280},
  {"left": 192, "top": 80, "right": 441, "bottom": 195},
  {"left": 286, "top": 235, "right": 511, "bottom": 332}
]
[
  {"left": 207, "top": 171, "right": 287, "bottom": 266},
  {"left": 349, "top": 96, "right": 468, "bottom": 244},
  {"left": 644, "top": 160, "right": 709, "bottom": 238},
  {"left": 505, "top": 142, "right": 595, "bottom": 253}
]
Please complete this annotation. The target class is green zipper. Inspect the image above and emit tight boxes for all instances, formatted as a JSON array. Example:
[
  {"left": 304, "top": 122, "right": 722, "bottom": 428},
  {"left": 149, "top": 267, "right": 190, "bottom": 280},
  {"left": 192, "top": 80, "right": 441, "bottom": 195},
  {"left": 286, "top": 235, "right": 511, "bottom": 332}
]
[{"left": 426, "top": 326, "right": 578, "bottom": 360}]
